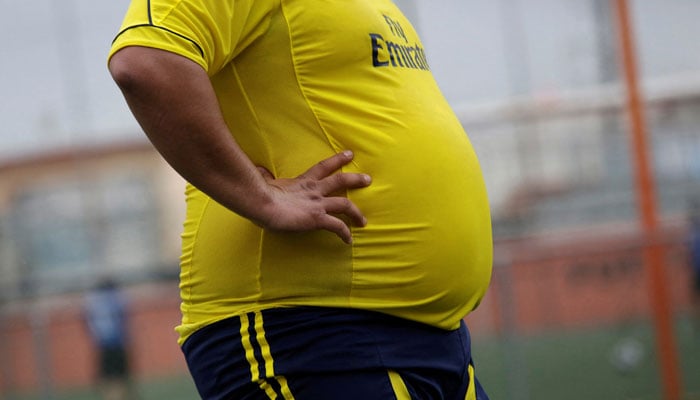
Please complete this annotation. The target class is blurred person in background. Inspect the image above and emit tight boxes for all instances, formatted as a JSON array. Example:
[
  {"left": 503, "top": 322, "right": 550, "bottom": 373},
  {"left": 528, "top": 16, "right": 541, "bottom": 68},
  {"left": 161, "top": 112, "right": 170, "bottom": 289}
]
[
  {"left": 688, "top": 206, "right": 700, "bottom": 335},
  {"left": 108, "top": 1, "right": 493, "bottom": 399},
  {"left": 84, "top": 278, "right": 135, "bottom": 400}
]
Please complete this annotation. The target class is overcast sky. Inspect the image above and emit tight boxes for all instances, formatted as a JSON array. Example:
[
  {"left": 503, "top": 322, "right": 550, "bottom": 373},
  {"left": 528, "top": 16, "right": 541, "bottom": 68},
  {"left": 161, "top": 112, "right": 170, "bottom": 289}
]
[{"left": 1, "top": 0, "right": 699, "bottom": 161}]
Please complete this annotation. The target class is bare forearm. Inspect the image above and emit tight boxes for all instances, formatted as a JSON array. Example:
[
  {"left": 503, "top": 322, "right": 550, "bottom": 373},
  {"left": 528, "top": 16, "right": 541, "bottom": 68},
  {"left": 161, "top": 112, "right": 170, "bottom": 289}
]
[{"left": 109, "top": 46, "right": 272, "bottom": 223}]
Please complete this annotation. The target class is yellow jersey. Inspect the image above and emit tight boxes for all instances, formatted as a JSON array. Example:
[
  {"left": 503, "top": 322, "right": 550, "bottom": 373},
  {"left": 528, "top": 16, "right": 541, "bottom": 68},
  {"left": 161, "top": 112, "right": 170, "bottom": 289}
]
[{"left": 110, "top": 0, "right": 493, "bottom": 345}]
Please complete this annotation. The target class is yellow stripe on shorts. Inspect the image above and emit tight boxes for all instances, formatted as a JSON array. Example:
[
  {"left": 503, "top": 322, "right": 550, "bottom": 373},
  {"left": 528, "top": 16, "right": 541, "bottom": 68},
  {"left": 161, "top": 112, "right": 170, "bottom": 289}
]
[
  {"left": 464, "top": 363, "right": 476, "bottom": 400},
  {"left": 241, "top": 312, "right": 296, "bottom": 400},
  {"left": 255, "top": 312, "right": 276, "bottom": 377},
  {"left": 389, "top": 366, "right": 477, "bottom": 400},
  {"left": 388, "top": 370, "right": 411, "bottom": 400},
  {"left": 240, "top": 313, "right": 260, "bottom": 381}
]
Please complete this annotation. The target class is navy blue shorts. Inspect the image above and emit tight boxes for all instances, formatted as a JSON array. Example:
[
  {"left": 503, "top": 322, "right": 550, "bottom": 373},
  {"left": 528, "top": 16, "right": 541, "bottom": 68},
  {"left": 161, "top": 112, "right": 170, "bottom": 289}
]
[{"left": 182, "top": 307, "right": 488, "bottom": 400}]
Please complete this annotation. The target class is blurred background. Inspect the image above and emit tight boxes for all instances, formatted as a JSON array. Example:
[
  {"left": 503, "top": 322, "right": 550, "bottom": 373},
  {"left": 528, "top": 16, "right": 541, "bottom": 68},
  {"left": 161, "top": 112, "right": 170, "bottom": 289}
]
[{"left": 1, "top": 0, "right": 699, "bottom": 399}]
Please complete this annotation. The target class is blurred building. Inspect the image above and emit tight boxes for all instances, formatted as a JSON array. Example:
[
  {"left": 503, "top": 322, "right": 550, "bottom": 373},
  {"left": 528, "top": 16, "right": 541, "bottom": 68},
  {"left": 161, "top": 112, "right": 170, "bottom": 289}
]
[
  {"left": 0, "top": 141, "right": 185, "bottom": 300},
  {"left": 461, "top": 72, "right": 700, "bottom": 237},
  {"left": 0, "top": 141, "right": 188, "bottom": 395}
]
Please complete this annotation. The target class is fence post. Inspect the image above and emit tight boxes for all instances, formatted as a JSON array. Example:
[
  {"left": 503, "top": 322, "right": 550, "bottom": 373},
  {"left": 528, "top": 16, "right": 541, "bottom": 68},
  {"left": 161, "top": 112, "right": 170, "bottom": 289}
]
[{"left": 612, "top": 1, "right": 682, "bottom": 399}]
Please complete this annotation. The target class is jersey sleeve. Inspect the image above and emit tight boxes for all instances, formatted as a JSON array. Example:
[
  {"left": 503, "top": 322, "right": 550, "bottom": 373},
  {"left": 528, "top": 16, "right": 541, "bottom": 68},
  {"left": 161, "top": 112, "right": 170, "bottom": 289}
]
[{"left": 109, "top": 0, "right": 274, "bottom": 75}]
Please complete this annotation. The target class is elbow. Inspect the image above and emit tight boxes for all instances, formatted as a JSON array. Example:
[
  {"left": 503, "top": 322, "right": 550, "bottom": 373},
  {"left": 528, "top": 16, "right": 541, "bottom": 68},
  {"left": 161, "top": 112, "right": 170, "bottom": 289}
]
[
  {"left": 108, "top": 47, "right": 152, "bottom": 93},
  {"left": 109, "top": 55, "right": 137, "bottom": 93}
]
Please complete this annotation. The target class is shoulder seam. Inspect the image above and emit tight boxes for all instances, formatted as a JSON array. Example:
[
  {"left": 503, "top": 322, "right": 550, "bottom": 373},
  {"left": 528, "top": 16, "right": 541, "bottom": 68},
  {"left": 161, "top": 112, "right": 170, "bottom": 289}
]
[
  {"left": 112, "top": 0, "right": 203, "bottom": 57},
  {"left": 111, "top": 24, "right": 204, "bottom": 58}
]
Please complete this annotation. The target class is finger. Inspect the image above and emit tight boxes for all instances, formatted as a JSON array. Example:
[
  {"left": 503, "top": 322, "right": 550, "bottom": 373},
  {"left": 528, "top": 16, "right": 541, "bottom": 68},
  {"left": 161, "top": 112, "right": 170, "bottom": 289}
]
[
  {"left": 319, "top": 172, "right": 371, "bottom": 195},
  {"left": 312, "top": 212, "right": 353, "bottom": 244},
  {"left": 300, "top": 150, "right": 354, "bottom": 180},
  {"left": 323, "top": 197, "right": 367, "bottom": 227}
]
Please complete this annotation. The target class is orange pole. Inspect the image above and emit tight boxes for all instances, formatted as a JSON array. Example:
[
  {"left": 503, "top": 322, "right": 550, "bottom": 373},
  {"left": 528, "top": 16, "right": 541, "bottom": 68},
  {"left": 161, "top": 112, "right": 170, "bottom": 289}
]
[{"left": 612, "top": 1, "right": 682, "bottom": 399}]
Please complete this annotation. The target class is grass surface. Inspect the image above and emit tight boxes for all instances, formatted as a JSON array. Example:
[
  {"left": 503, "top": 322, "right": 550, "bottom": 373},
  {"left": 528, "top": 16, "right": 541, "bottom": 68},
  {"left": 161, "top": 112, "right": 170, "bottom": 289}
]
[
  {"left": 4, "top": 374, "right": 199, "bottom": 400},
  {"left": 473, "top": 318, "right": 700, "bottom": 400}
]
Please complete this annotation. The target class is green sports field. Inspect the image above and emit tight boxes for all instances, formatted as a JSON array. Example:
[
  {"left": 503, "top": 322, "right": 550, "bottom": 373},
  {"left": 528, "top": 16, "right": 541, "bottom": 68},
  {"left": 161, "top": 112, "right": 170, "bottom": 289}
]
[
  {"left": 5, "top": 375, "right": 199, "bottom": 400},
  {"left": 7, "top": 319, "right": 700, "bottom": 400},
  {"left": 473, "top": 318, "right": 700, "bottom": 400}
]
